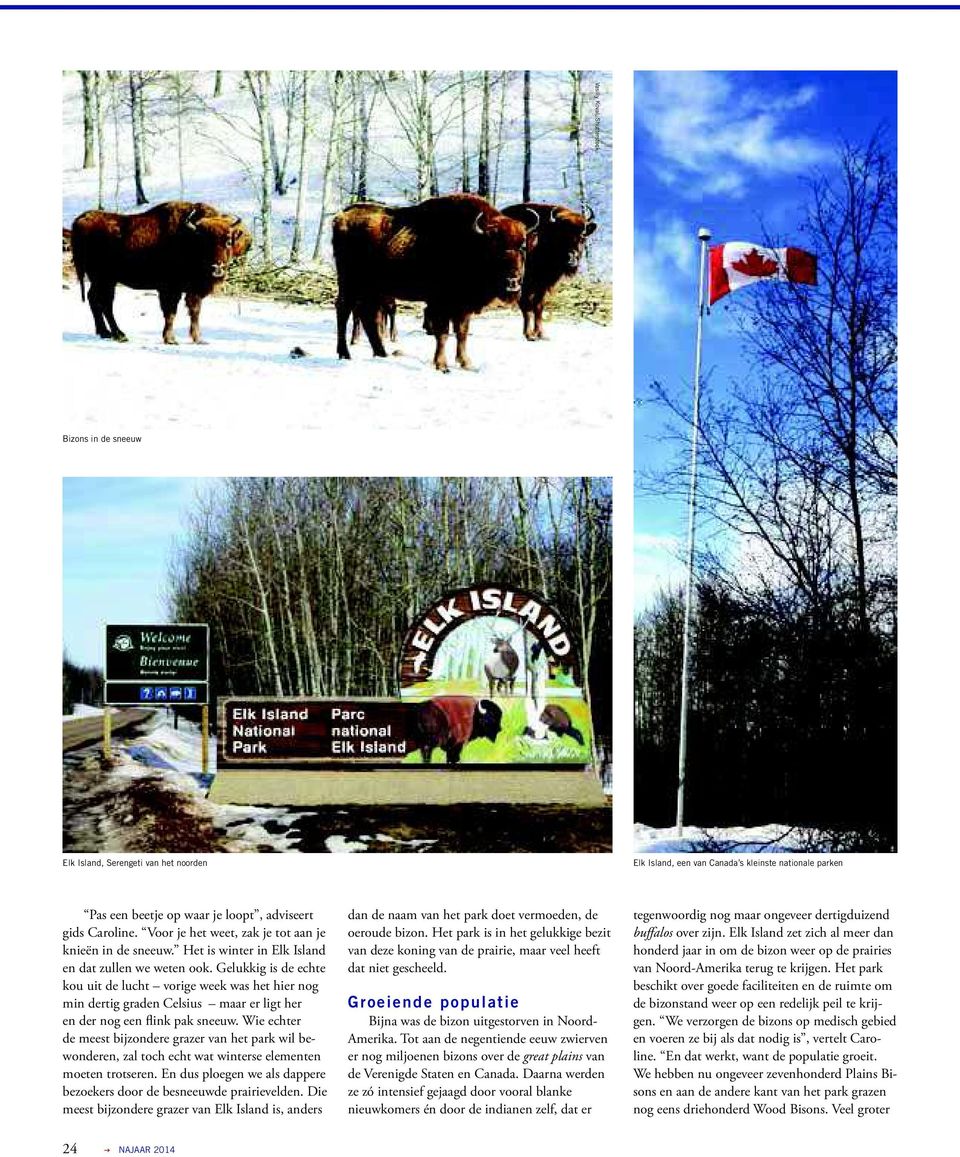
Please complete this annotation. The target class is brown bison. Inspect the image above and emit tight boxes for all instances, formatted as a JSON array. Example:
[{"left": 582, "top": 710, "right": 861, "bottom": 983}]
[
  {"left": 412, "top": 696, "right": 502, "bottom": 764},
  {"left": 333, "top": 194, "right": 535, "bottom": 372},
  {"left": 71, "top": 201, "right": 249, "bottom": 345},
  {"left": 501, "top": 202, "right": 597, "bottom": 340},
  {"left": 541, "top": 704, "right": 585, "bottom": 746}
]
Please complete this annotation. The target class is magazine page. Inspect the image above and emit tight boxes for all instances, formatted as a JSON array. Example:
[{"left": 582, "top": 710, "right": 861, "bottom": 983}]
[{"left": 3, "top": 2, "right": 955, "bottom": 1155}]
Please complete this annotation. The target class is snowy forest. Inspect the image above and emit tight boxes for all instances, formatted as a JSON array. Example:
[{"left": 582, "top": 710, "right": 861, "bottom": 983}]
[
  {"left": 168, "top": 477, "right": 612, "bottom": 750},
  {"left": 635, "top": 139, "right": 897, "bottom": 852},
  {"left": 63, "top": 69, "right": 612, "bottom": 277}
]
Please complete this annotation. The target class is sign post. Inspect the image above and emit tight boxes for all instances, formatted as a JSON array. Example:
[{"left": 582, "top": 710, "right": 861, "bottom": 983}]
[
  {"left": 209, "top": 584, "right": 604, "bottom": 807},
  {"left": 104, "top": 624, "right": 210, "bottom": 767},
  {"left": 201, "top": 705, "right": 209, "bottom": 777}
]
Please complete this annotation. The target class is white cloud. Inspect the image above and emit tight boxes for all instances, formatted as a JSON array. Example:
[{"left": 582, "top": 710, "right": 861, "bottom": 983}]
[
  {"left": 635, "top": 73, "right": 830, "bottom": 199},
  {"left": 634, "top": 215, "right": 698, "bottom": 326},
  {"left": 634, "top": 531, "right": 685, "bottom": 611}
]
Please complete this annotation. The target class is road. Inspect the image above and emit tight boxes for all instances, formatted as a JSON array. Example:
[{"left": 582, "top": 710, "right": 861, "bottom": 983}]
[{"left": 62, "top": 709, "right": 155, "bottom": 752}]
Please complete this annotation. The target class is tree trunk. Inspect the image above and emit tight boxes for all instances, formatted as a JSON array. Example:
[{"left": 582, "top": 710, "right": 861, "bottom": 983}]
[
  {"left": 213, "top": 71, "right": 223, "bottom": 98},
  {"left": 290, "top": 71, "right": 311, "bottom": 262},
  {"left": 459, "top": 71, "right": 470, "bottom": 193},
  {"left": 522, "top": 71, "right": 532, "bottom": 201},
  {"left": 94, "top": 72, "right": 106, "bottom": 209},
  {"left": 492, "top": 71, "right": 508, "bottom": 202},
  {"left": 80, "top": 71, "right": 96, "bottom": 169},
  {"left": 129, "top": 72, "right": 148, "bottom": 205},
  {"left": 312, "top": 70, "right": 344, "bottom": 262},
  {"left": 570, "top": 70, "right": 588, "bottom": 213},
  {"left": 477, "top": 71, "right": 491, "bottom": 198},
  {"left": 239, "top": 502, "right": 284, "bottom": 697},
  {"left": 356, "top": 73, "right": 371, "bottom": 199},
  {"left": 246, "top": 71, "right": 274, "bottom": 264}
]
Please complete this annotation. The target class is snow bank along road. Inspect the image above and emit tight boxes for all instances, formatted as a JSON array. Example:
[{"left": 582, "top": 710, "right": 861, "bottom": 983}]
[
  {"left": 62, "top": 708, "right": 155, "bottom": 752},
  {"left": 62, "top": 288, "right": 613, "bottom": 433}
]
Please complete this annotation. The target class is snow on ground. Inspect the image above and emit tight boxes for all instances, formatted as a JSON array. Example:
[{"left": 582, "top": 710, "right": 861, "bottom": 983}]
[
  {"left": 62, "top": 288, "right": 613, "bottom": 433},
  {"left": 63, "top": 703, "right": 111, "bottom": 720},
  {"left": 107, "top": 720, "right": 303, "bottom": 852},
  {"left": 634, "top": 823, "right": 831, "bottom": 854},
  {"left": 65, "top": 714, "right": 449, "bottom": 853}
]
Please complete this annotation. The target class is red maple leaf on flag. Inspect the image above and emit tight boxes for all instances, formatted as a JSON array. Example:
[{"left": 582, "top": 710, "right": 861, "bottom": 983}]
[{"left": 731, "top": 249, "right": 778, "bottom": 278}]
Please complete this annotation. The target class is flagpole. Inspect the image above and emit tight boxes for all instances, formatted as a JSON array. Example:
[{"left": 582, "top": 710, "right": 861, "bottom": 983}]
[{"left": 676, "top": 226, "right": 711, "bottom": 837}]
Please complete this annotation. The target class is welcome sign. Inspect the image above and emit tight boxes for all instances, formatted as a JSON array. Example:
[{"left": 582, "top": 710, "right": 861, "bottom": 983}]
[{"left": 104, "top": 623, "right": 209, "bottom": 706}]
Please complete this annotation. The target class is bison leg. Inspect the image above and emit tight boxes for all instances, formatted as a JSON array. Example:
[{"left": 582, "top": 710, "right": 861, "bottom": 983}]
[
  {"left": 93, "top": 283, "right": 127, "bottom": 341},
  {"left": 335, "top": 295, "right": 352, "bottom": 360},
  {"left": 432, "top": 323, "right": 451, "bottom": 373},
  {"left": 532, "top": 298, "right": 546, "bottom": 340},
  {"left": 158, "top": 288, "right": 182, "bottom": 345},
  {"left": 444, "top": 742, "right": 464, "bottom": 766},
  {"left": 86, "top": 284, "right": 112, "bottom": 339},
  {"left": 387, "top": 303, "right": 397, "bottom": 344},
  {"left": 350, "top": 310, "right": 362, "bottom": 346},
  {"left": 185, "top": 293, "right": 205, "bottom": 344},
  {"left": 358, "top": 303, "right": 388, "bottom": 358},
  {"left": 419, "top": 744, "right": 435, "bottom": 765},
  {"left": 454, "top": 315, "right": 474, "bottom": 370}
]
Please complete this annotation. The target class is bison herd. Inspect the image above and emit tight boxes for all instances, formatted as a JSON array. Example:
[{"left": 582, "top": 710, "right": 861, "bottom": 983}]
[{"left": 67, "top": 193, "right": 596, "bottom": 369}]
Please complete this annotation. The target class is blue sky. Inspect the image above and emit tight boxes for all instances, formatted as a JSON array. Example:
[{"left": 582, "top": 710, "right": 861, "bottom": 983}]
[
  {"left": 634, "top": 71, "right": 897, "bottom": 610},
  {"left": 63, "top": 478, "right": 212, "bottom": 669}
]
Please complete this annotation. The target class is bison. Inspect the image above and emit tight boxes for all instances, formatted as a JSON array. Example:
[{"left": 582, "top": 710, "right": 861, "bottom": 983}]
[
  {"left": 500, "top": 202, "right": 597, "bottom": 340},
  {"left": 332, "top": 194, "right": 535, "bottom": 372},
  {"left": 523, "top": 704, "right": 585, "bottom": 747},
  {"left": 412, "top": 696, "right": 502, "bottom": 765},
  {"left": 71, "top": 201, "right": 249, "bottom": 345},
  {"left": 484, "top": 636, "right": 520, "bottom": 697}
]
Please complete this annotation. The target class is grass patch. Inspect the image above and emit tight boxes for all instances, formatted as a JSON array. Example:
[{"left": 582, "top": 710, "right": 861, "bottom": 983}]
[
  {"left": 400, "top": 690, "right": 592, "bottom": 765},
  {"left": 223, "top": 263, "right": 611, "bottom": 325}
]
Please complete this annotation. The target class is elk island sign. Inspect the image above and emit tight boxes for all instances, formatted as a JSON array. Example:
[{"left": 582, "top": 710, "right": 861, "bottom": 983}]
[{"left": 209, "top": 585, "right": 605, "bottom": 807}]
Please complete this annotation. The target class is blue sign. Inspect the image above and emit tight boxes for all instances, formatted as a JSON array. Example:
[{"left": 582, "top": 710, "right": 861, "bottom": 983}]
[
  {"left": 139, "top": 686, "right": 155, "bottom": 701},
  {"left": 155, "top": 687, "right": 168, "bottom": 701},
  {"left": 183, "top": 686, "right": 198, "bottom": 701},
  {"left": 169, "top": 687, "right": 183, "bottom": 700}
]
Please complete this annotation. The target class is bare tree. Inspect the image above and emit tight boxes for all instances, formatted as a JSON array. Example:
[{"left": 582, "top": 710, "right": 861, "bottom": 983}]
[
  {"left": 244, "top": 70, "right": 274, "bottom": 264},
  {"left": 312, "top": 70, "right": 345, "bottom": 261},
  {"left": 80, "top": 71, "right": 96, "bottom": 169},
  {"left": 522, "top": 70, "right": 532, "bottom": 201},
  {"left": 290, "top": 71, "right": 311, "bottom": 262},
  {"left": 128, "top": 71, "right": 148, "bottom": 204},
  {"left": 477, "top": 70, "right": 491, "bottom": 197},
  {"left": 459, "top": 71, "right": 471, "bottom": 193}
]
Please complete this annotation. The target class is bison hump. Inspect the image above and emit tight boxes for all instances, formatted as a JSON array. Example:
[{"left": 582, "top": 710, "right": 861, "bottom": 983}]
[{"left": 424, "top": 696, "right": 478, "bottom": 745}]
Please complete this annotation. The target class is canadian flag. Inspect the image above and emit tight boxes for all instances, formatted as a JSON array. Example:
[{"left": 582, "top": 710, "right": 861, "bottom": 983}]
[{"left": 709, "top": 242, "right": 817, "bottom": 306}]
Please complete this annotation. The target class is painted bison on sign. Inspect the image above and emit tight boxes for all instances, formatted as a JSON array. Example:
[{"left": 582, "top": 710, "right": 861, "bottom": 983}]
[
  {"left": 501, "top": 202, "right": 597, "bottom": 340},
  {"left": 412, "top": 696, "right": 502, "bottom": 765},
  {"left": 332, "top": 194, "right": 535, "bottom": 372},
  {"left": 71, "top": 201, "right": 250, "bottom": 344}
]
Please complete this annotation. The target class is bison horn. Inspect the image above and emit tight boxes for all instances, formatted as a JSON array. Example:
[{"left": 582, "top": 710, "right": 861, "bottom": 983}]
[
  {"left": 184, "top": 207, "right": 202, "bottom": 232},
  {"left": 584, "top": 203, "right": 596, "bottom": 223},
  {"left": 522, "top": 206, "right": 540, "bottom": 233},
  {"left": 230, "top": 216, "right": 242, "bottom": 227},
  {"left": 549, "top": 206, "right": 561, "bottom": 224},
  {"left": 473, "top": 211, "right": 487, "bottom": 236}
]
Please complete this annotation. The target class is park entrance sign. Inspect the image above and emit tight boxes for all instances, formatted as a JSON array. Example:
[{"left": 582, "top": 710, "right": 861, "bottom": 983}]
[
  {"left": 210, "top": 585, "right": 604, "bottom": 806},
  {"left": 104, "top": 623, "right": 210, "bottom": 706}
]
